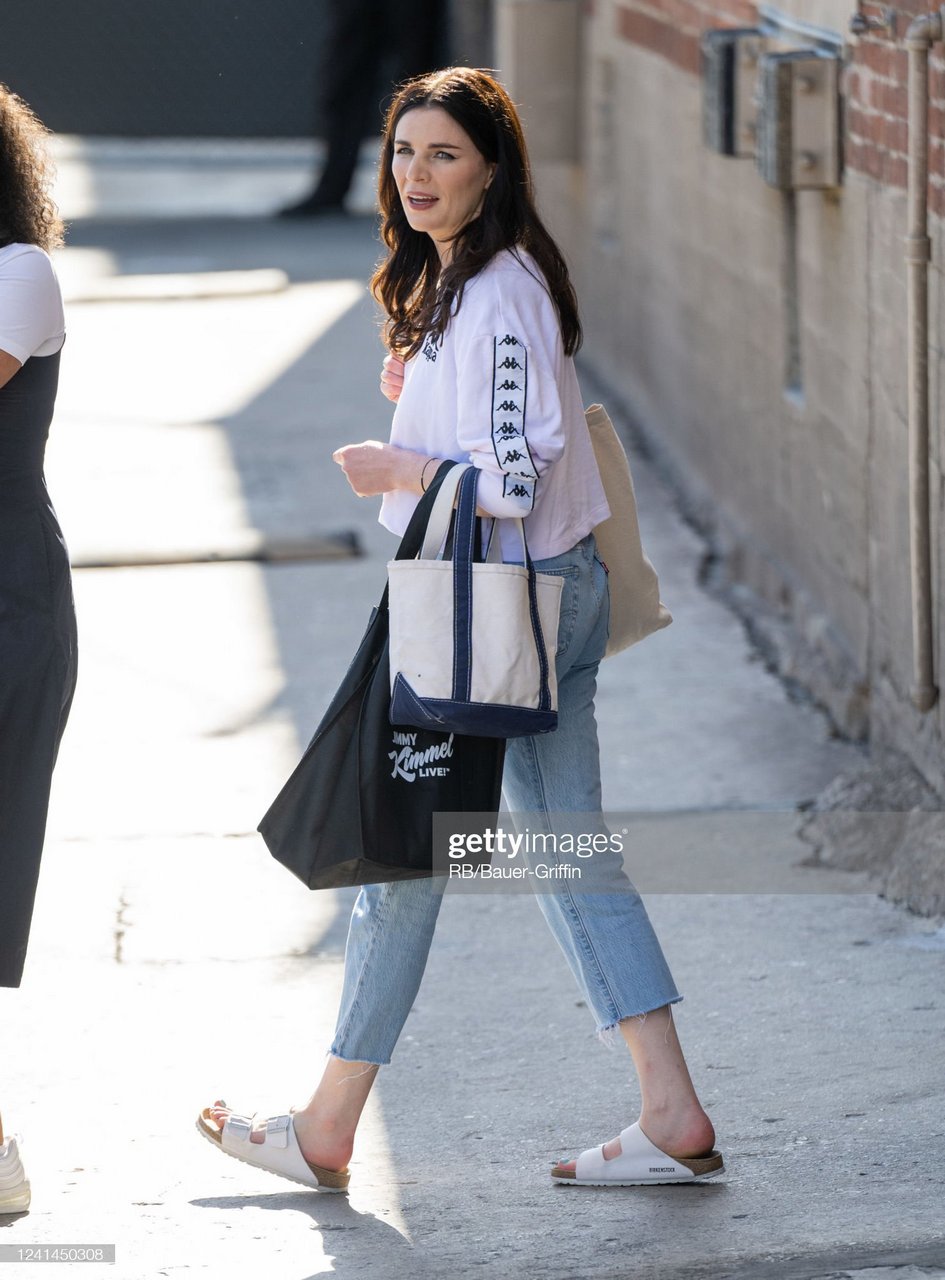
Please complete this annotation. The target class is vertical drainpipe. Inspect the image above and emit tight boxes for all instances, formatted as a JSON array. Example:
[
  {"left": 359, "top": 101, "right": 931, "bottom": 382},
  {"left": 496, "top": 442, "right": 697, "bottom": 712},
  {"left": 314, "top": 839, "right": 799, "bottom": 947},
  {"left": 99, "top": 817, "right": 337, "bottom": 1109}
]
[{"left": 905, "top": 11, "right": 943, "bottom": 711}]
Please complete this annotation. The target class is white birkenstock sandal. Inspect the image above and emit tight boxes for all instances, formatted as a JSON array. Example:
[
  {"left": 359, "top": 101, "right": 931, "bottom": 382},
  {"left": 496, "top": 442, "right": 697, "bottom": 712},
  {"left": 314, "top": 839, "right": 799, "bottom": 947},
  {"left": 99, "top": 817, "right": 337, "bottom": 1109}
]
[
  {"left": 0, "top": 1133, "right": 31, "bottom": 1214},
  {"left": 196, "top": 1106, "right": 349, "bottom": 1192},
  {"left": 551, "top": 1121, "right": 724, "bottom": 1186}
]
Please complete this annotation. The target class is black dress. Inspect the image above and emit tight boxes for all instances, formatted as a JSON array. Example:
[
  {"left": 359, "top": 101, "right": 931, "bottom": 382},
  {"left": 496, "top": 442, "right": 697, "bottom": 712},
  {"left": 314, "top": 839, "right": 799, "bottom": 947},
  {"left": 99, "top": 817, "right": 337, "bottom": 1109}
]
[{"left": 0, "top": 348, "right": 78, "bottom": 987}]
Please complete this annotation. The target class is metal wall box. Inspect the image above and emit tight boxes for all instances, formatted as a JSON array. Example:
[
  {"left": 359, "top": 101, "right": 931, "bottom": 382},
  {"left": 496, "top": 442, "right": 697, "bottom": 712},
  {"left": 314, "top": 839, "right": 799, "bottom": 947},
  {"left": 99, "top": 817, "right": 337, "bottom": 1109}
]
[
  {"left": 755, "top": 49, "right": 842, "bottom": 189},
  {"left": 701, "top": 27, "right": 765, "bottom": 157}
]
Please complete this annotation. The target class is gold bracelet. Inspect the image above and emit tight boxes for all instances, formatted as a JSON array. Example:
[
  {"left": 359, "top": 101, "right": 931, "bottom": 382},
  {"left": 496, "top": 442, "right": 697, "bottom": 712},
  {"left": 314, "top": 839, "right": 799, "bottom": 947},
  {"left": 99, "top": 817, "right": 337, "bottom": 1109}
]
[{"left": 420, "top": 456, "right": 438, "bottom": 492}]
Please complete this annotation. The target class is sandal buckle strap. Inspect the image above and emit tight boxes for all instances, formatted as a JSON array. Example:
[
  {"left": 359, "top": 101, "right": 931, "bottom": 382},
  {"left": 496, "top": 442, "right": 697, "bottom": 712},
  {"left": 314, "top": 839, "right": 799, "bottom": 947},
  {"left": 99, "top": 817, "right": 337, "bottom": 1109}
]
[
  {"left": 223, "top": 1113, "right": 254, "bottom": 1144},
  {"left": 265, "top": 1115, "right": 291, "bottom": 1148}
]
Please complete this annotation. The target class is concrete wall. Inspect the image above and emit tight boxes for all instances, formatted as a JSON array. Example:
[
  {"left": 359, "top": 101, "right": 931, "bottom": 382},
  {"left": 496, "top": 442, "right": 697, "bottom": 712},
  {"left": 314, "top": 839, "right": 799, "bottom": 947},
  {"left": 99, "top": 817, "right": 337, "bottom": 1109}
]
[
  {"left": 495, "top": 0, "right": 945, "bottom": 801},
  {"left": 1, "top": 0, "right": 462, "bottom": 138},
  {"left": 0, "top": 0, "right": 333, "bottom": 137}
]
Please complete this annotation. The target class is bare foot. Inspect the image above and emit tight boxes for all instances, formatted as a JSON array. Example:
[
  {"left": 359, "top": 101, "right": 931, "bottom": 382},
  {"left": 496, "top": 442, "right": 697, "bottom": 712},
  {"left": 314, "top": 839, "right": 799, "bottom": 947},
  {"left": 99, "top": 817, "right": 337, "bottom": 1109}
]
[
  {"left": 554, "top": 1105, "right": 716, "bottom": 1175},
  {"left": 204, "top": 1101, "right": 352, "bottom": 1173}
]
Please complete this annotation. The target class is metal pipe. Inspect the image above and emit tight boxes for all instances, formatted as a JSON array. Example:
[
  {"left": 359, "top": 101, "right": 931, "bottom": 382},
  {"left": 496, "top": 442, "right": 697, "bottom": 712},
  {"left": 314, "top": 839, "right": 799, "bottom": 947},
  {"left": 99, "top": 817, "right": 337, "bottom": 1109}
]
[{"left": 903, "top": 11, "right": 943, "bottom": 711}]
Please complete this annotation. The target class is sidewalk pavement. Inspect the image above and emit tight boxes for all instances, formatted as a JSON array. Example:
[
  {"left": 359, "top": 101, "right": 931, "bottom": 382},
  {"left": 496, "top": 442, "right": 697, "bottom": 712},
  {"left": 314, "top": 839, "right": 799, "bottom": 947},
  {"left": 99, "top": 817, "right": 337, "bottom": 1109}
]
[{"left": 1, "top": 152, "right": 944, "bottom": 1280}]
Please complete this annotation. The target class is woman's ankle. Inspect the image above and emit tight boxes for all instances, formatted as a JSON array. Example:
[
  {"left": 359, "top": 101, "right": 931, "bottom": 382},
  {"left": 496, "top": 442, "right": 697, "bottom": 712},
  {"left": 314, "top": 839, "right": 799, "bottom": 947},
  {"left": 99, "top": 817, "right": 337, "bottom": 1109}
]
[
  {"left": 638, "top": 1102, "right": 715, "bottom": 1156},
  {"left": 295, "top": 1103, "right": 352, "bottom": 1136},
  {"left": 292, "top": 1109, "right": 356, "bottom": 1169}
]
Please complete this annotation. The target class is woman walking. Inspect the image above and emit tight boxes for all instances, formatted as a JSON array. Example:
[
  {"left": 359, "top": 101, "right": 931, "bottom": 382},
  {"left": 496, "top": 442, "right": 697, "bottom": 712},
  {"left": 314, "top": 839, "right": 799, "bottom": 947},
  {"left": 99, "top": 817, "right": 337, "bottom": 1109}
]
[
  {"left": 199, "top": 67, "right": 722, "bottom": 1189},
  {"left": 0, "top": 84, "right": 78, "bottom": 1213}
]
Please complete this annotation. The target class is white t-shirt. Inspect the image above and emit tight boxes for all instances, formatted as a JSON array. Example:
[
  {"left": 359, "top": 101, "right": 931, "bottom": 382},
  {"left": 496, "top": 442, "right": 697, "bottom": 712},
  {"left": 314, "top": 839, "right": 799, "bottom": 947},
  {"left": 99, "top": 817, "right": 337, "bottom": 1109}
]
[
  {"left": 379, "top": 247, "right": 610, "bottom": 561},
  {"left": 0, "top": 242, "right": 65, "bottom": 363}
]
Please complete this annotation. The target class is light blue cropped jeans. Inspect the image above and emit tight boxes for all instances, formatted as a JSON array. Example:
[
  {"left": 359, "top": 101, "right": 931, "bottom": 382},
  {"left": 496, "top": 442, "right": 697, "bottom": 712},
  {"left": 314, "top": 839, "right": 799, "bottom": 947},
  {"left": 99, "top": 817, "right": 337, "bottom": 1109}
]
[{"left": 329, "top": 533, "right": 681, "bottom": 1064}]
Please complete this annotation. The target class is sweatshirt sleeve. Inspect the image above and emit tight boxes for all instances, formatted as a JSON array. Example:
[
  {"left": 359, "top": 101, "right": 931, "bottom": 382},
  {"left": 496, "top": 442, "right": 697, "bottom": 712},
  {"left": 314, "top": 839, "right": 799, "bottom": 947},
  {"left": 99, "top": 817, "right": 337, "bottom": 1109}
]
[
  {"left": 453, "top": 274, "right": 566, "bottom": 519},
  {"left": 0, "top": 247, "right": 64, "bottom": 364}
]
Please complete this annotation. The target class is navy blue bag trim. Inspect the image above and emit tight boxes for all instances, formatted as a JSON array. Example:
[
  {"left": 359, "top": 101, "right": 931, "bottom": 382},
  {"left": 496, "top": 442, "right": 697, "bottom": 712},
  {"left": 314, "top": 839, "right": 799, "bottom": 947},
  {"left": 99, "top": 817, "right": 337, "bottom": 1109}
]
[
  {"left": 447, "top": 467, "right": 553, "bottom": 716},
  {"left": 391, "top": 673, "right": 557, "bottom": 739},
  {"left": 452, "top": 466, "right": 478, "bottom": 704},
  {"left": 527, "top": 551, "right": 552, "bottom": 714}
]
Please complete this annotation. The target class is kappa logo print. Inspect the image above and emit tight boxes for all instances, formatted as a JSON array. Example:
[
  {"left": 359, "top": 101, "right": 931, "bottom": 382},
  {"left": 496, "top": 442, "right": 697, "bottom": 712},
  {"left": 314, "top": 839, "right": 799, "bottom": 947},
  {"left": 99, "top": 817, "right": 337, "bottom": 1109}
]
[
  {"left": 389, "top": 731, "right": 455, "bottom": 782},
  {"left": 491, "top": 331, "right": 537, "bottom": 508},
  {"left": 422, "top": 334, "right": 439, "bottom": 362}
]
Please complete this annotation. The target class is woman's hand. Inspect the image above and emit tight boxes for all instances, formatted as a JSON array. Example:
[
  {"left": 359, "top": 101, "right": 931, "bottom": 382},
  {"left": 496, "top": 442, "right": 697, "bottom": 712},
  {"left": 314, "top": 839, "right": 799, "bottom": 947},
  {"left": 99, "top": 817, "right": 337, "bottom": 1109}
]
[
  {"left": 333, "top": 440, "right": 429, "bottom": 497},
  {"left": 380, "top": 353, "right": 405, "bottom": 403}
]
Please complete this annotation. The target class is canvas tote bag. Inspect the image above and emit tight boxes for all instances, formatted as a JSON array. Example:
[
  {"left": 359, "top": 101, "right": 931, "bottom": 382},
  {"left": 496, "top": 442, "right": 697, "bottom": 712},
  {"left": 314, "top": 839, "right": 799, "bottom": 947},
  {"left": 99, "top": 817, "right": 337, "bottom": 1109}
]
[
  {"left": 387, "top": 463, "right": 564, "bottom": 738},
  {"left": 585, "top": 403, "right": 673, "bottom": 656}
]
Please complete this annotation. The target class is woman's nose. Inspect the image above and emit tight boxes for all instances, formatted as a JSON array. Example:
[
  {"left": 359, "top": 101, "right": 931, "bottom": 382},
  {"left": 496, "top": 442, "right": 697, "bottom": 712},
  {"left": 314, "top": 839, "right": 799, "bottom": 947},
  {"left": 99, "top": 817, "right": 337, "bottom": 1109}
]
[{"left": 406, "top": 155, "right": 429, "bottom": 182}]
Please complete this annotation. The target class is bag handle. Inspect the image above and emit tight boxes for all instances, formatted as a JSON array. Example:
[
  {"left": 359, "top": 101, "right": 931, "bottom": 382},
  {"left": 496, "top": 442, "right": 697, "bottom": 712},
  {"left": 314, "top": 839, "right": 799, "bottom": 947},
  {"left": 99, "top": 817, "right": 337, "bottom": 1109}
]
[
  {"left": 376, "top": 460, "right": 458, "bottom": 614},
  {"left": 450, "top": 467, "right": 553, "bottom": 713},
  {"left": 421, "top": 464, "right": 529, "bottom": 566},
  {"left": 482, "top": 517, "right": 527, "bottom": 564},
  {"left": 419, "top": 462, "right": 470, "bottom": 559},
  {"left": 393, "top": 459, "right": 456, "bottom": 563}
]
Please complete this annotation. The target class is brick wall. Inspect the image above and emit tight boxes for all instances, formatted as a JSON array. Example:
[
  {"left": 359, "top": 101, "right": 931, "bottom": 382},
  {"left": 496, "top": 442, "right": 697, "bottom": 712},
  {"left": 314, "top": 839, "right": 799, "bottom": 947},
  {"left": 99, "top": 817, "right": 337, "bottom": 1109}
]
[
  {"left": 613, "top": 0, "right": 945, "bottom": 213},
  {"left": 615, "top": 2, "right": 758, "bottom": 75},
  {"left": 844, "top": 4, "right": 945, "bottom": 213}
]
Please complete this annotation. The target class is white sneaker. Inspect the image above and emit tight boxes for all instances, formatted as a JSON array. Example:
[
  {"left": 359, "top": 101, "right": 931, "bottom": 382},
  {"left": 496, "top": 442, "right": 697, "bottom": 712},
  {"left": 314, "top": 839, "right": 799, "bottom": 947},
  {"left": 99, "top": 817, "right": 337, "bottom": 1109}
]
[{"left": 0, "top": 1135, "right": 31, "bottom": 1214}]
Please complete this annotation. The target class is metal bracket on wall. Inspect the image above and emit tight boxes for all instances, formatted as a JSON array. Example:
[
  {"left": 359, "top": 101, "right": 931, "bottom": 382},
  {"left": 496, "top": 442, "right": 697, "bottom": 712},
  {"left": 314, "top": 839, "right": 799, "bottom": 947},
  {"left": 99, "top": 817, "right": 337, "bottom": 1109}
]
[
  {"left": 755, "top": 49, "right": 843, "bottom": 190},
  {"left": 757, "top": 4, "right": 845, "bottom": 55},
  {"left": 849, "top": 6, "right": 897, "bottom": 39},
  {"left": 702, "top": 28, "right": 767, "bottom": 157}
]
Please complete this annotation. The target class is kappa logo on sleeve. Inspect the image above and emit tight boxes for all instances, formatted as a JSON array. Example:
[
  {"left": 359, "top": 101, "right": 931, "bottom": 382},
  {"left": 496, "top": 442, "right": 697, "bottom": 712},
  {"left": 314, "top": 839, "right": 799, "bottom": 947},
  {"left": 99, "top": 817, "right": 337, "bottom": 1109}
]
[{"left": 490, "top": 333, "right": 537, "bottom": 505}]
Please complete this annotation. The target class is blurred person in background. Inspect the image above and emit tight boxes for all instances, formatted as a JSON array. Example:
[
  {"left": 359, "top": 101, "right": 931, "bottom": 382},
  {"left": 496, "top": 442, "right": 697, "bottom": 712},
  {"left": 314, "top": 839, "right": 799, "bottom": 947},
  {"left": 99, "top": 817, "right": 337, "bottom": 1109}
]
[
  {"left": 0, "top": 83, "right": 77, "bottom": 1215},
  {"left": 280, "top": 0, "right": 447, "bottom": 217}
]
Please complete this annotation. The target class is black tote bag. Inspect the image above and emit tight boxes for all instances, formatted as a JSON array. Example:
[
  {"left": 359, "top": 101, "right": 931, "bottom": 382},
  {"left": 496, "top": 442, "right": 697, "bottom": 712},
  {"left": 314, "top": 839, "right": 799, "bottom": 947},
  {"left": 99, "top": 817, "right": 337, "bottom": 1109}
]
[{"left": 258, "top": 463, "right": 506, "bottom": 889}]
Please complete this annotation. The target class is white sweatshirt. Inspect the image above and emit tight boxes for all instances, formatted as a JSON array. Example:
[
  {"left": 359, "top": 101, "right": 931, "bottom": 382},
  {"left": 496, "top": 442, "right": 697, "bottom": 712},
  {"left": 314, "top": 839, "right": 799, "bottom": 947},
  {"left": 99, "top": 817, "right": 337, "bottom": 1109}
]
[{"left": 379, "top": 247, "right": 610, "bottom": 561}]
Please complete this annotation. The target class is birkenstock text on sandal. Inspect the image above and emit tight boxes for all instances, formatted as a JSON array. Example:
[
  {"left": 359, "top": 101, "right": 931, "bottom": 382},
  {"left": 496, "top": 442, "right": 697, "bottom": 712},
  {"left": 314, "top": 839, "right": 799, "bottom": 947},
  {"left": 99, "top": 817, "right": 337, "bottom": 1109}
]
[
  {"left": 196, "top": 1106, "right": 350, "bottom": 1192},
  {"left": 551, "top": 1121, "right": 724, "bottom": 1186}
]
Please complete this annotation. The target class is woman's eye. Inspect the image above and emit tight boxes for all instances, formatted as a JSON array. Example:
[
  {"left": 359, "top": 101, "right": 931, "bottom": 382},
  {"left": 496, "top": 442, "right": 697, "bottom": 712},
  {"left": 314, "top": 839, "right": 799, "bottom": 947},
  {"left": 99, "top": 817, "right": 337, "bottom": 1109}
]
[
  {"left": 395, "top": 146, "right": 412, "bottom": 155},
  {"left": 435, "top": 151, "right": 455, "bottom": 161}
]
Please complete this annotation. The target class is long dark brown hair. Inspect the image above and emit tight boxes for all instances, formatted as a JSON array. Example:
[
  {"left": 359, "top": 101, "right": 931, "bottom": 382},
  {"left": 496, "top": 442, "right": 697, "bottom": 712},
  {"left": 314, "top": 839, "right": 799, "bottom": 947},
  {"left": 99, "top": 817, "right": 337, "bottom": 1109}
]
[
  {"left": 0, "top": 84, "right": 64, "bottom": 252},
  {"left": 372, "top": 67, "right": 582, "bottom": 360}
]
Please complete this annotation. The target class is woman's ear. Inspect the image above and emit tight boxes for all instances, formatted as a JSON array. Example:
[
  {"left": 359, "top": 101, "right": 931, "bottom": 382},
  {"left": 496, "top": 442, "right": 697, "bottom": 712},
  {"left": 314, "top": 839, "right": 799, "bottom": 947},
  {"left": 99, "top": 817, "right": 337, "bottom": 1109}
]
[{"left": 485, "top": 162, "right": 497, "bottom": 190}]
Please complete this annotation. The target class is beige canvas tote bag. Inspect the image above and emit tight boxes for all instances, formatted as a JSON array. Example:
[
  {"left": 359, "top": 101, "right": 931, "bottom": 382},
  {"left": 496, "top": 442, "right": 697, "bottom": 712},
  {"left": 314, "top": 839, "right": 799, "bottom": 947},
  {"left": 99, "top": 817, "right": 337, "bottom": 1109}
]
[
  {"left": 387, "top": 463, "right": 563, "bottom": 737},
  {"left": 585, "top": 403, "right": 673, "bottom": 657}
]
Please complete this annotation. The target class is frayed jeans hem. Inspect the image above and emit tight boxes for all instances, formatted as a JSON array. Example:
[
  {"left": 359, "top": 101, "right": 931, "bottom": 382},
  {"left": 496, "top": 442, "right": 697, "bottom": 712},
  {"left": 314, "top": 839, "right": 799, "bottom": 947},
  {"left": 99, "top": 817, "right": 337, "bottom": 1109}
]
[
  {"left": 595, "top": 993, "right": 684, "bottom": 1048},
  {"left": 327, "top": 1048, "right": 388, "bottom": 1070}
]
